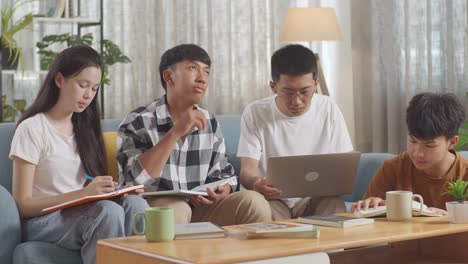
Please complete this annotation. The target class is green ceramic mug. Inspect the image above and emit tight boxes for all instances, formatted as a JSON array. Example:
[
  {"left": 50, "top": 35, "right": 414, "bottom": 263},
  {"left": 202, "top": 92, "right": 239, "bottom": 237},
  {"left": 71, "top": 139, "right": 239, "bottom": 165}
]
[{"left": 132, "top": 207, "right": 175, "bottom": 242}]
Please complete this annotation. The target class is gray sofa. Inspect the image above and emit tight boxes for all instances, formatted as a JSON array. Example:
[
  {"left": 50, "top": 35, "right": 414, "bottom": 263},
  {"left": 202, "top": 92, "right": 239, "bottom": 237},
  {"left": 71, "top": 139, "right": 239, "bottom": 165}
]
[{"left": 0, "top": 115, "right": 405, "bottom": 264}]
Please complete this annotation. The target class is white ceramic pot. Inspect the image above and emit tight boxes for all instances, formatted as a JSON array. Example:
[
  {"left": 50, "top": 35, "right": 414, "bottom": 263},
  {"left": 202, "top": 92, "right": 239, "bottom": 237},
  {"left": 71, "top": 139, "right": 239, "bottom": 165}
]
[{"left": 446, "top": 201, "right": 468, "bottom": 224}]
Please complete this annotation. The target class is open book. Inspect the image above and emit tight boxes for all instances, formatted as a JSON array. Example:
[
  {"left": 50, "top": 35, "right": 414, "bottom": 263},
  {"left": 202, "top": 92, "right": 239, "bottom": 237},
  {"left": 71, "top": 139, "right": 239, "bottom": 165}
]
[
  {"left": 353, "top": 201, "right": 440, "bottom": 218},
  {"left": 141, "top": 177, "right": 236, "bottom": 197},
  {"left": 41, "top": 185, "right": 144, "bottom": 214}
]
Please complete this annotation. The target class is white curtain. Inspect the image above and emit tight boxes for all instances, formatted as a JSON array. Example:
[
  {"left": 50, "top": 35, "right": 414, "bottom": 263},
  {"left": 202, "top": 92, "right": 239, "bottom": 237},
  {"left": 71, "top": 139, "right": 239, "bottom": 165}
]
[
  {"left": 92, "top": 0, "right": 354, "bottom": 130},
  {"left": 91, "top": 0, "right": 285, "bottom": 118},
  {"left": 6, "top": 0, "right": 355, "bottom": 143},
  {"left": 8, "top": 1, "right": 467, "bottom": 154},
  {"left": 351, "top": 0, "right": 468, "bottom": 153}
]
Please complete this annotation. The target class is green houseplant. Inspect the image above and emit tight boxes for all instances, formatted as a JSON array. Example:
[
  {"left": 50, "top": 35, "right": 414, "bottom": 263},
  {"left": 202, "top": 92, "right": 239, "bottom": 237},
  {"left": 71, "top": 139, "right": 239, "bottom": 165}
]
[
  {"left": 1, "top": 0, "right": 34, "bottom": 70},
  {"left": 36, "top": 33, "right": 131, "bottom": 85},
  {"left": 444, "top": 180, "right": 468, "bottom": 203},
  {"left": 444, "top": 179, "right": 468, "bottom": 224},
  {"left": 454, "top": 92, "right": 468, "bottom": 151},
  {"left": 455, "top": 122, "right": 468, "bottom": 151}
]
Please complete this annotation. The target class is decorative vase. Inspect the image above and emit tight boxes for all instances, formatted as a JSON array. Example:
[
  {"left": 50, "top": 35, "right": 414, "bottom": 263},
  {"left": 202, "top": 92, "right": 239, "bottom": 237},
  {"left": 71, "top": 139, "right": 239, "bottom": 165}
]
[{"left": 446, "top": 201, "right": 468, "bottom": 224}]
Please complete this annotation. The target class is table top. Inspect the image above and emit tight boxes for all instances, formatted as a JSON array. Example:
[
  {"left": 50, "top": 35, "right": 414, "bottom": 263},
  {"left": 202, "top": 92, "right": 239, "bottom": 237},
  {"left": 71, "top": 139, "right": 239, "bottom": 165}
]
[{"left": 97, "top": 216, "right": 468, "bottom": 264}]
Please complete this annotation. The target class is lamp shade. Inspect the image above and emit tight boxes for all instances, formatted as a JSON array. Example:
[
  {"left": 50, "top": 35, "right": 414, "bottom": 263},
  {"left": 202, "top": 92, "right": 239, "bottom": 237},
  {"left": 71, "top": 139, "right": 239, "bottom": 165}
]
[{"left": 280, "top": 8, "right": 341, "bottom": 42}]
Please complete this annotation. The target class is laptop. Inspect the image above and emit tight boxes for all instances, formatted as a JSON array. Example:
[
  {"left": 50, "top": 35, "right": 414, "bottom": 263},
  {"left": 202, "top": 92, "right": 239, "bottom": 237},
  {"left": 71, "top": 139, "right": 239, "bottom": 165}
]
[{"left": 266, "top": 152, "right": 361, "bottom": 198}]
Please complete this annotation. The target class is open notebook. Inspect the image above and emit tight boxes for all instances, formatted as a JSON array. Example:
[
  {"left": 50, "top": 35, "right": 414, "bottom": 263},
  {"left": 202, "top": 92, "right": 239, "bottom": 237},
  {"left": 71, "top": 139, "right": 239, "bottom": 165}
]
[{"left": 41, "top": 185, "right": 144, "bottom": 214}]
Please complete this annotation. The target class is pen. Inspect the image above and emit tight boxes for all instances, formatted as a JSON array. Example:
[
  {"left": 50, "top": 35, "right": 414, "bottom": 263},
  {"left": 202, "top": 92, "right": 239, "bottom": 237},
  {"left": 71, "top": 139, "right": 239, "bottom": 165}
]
[
  {"left": 83, "top": 173, "right": 119, "bottom": 191},
  {"left": 83, "top": 173, "right": 95, "bottom": 181}
]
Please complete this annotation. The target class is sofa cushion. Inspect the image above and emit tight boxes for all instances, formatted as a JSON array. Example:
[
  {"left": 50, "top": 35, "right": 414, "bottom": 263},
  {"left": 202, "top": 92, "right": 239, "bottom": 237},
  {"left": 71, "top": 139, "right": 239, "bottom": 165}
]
[
  {"left": 101, "top": 119, "right": 121, "bottom": 132},
  {"left": 460, "top": 151, "right": 468, "bottom": 159},
  {"left": 217, "top": 115, "right": 241, "bottom": 176},
  {"left": 0, "top": 185, "right": 21, "bottom": 264},
  {"left": 13, "top": 241, "right": 82, "bottom": 264},
  {"left": 103, "top": 131, "right": 119, "bottom": 181},
  {"left": 342, "top": 153, "right": 396, "bottom": 203}
]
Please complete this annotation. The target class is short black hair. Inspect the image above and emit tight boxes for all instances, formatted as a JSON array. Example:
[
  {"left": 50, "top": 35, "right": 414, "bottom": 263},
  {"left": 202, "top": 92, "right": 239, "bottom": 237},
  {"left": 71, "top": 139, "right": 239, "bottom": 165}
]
[
  {"left": 271, "top": 44, "right": 317, "bottom": 82},
  {"left": 158, "top": 44, "right": 211, "bottom": 90},
  {"left": 406, "top": 92, "right": 465, "bottom": 139}
]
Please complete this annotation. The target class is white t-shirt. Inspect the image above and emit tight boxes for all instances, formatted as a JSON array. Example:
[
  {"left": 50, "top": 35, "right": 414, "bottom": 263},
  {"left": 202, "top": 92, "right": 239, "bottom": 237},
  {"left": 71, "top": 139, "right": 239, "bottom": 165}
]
[
  {"left": 9, "top": 113, "right": 85, "bottom": 198},
  {"left": 237, "top": 95, "right": 353, "bottom": 205}
]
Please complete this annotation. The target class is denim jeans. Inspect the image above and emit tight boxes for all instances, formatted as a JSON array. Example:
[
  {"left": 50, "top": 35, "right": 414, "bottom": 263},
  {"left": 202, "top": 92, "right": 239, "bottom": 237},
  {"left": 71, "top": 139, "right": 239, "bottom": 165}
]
[{"left": 21, "top": 195, "right": 149, "bottom": 264}]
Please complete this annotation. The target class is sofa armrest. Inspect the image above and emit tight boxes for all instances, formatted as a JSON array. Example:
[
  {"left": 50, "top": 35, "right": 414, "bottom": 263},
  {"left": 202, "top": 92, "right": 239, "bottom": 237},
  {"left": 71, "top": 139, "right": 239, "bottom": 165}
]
[{"left": 0, "top": 185, "right": 21, "bottom": 264}]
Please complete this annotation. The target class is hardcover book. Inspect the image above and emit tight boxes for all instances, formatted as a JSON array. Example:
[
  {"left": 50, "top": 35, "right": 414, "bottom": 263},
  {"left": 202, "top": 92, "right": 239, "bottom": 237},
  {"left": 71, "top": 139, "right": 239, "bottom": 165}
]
[
  {"left": 298, "top": 215, "right": 374, "bottom": 228},
  {"left": 230, "top": 221, "right": 320, "bottom": 239},
  {"left": 175, "top": 222, "right": 225, "bottom": 240}
]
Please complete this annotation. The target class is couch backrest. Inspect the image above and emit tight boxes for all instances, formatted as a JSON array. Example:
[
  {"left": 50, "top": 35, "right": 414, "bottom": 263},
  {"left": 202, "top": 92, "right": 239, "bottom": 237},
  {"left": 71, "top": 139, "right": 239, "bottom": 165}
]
[
  {"left": 0, "top": 116, "right": 241, "bottom": 194},
  {"left": 100, "top": 116, "right": 242, "bottom": 176},
  {"left": 343, "top": 151, "right": 468, "bottom": 202},
  {"left": 0, "top": 123, "right": 16, "bottom": 192},
  {"left": 4, "top": 114, "right": 464, "bottom": 198},
  {"left": 216, "top": 115, "right": 242, "bottom": 175},
  {"left": 342, "top": 153, "right": 396, "bottom": 202}
]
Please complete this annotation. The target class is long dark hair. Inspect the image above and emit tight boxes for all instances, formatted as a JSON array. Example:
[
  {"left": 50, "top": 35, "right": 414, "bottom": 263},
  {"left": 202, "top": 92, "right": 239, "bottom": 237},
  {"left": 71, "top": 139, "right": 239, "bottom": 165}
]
[{"left": 18, "top": 45, "right": 107, "bottom": 176}]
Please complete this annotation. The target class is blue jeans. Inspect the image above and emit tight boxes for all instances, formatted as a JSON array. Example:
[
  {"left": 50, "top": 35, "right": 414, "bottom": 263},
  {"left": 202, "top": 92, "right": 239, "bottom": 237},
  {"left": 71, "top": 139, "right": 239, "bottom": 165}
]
[{"left": 21, "top": 195, "right": 149, "bottom": 264}]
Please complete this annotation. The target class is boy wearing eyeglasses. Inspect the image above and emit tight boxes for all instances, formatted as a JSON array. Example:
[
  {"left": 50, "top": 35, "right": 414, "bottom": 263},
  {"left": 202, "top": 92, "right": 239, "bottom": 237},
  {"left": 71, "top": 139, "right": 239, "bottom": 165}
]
[{"left": 238, "top": 44, "right": 353, "bottom": 220}]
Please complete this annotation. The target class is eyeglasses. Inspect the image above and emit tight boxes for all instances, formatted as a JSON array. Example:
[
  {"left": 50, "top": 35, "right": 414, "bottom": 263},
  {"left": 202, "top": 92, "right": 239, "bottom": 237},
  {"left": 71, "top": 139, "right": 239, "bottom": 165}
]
[{"left": 278, "top": 88, "right": 315, "bottom": 102}]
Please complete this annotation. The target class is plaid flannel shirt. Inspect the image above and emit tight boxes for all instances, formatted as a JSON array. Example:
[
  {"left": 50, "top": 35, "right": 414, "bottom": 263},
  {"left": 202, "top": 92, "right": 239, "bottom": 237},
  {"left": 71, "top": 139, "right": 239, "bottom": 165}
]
[{"left": 117, "top": 95, "right": 238, "bottom": 192}]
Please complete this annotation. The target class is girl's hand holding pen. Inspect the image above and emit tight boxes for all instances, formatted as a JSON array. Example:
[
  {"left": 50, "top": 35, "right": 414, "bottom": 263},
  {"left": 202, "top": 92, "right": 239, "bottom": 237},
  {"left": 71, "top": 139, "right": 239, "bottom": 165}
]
[{"left": 82, "top": 173, "right": 119, "bottom": 196}]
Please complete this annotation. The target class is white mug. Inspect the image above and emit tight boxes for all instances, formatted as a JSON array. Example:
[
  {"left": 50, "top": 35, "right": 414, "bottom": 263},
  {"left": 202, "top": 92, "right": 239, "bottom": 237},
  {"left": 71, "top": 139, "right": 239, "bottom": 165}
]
[{"left": 386, "top": 191, "right": 424, "bottom": 221}]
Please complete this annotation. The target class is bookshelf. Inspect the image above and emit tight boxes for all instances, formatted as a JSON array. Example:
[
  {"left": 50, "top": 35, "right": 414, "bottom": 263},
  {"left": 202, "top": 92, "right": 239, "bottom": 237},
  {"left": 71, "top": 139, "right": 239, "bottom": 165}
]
[{"left": 0, "top": 0, "right": 104, "bottom": 122}]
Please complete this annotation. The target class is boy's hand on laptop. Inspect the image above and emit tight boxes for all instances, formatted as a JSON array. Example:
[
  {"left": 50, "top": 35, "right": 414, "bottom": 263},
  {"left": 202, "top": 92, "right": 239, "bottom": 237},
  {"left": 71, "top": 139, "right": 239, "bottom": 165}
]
[
  {"left": 172, "top": 109, "right": 206, "bottom": 137},
  {"left": 254, "top": 177, "right": 282, "bottom": 200},
  {"left": 190, "top": 185, "right": 230, "bottom": 208},
  {"left": 352, "top": 197, "right": 385, "bottom": 212}
]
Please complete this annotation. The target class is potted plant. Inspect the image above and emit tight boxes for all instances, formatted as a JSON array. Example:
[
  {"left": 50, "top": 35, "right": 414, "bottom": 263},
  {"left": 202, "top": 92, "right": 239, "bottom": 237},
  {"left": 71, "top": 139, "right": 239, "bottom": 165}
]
[
  {"left": 1, "top": 0, "right": 34, "bottom": 70},
  {"left": 1, "top": 95, "right": 19, "bottom": 122},
  {"left": 444, "top": 179, "right": 468, "bottom": 224},
  {"left": 456, "top": 122, "right": 468, "bottom": 151},
  {"left": 36, "top": 33, "right": 131, "bottom": 85}
]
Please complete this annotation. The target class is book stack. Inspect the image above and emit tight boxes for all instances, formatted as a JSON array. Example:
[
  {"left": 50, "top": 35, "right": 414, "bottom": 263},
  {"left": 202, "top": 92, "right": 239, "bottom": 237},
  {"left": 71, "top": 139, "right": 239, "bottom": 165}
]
[
  {"left": 298, "top": 215, "right": 374, "bottom": 228},
  {"left": 230, "top": 221, "right": 319, "bottom": 239},
  {"left": 175, "top": 222, "right": 226, "bottom": 240}
]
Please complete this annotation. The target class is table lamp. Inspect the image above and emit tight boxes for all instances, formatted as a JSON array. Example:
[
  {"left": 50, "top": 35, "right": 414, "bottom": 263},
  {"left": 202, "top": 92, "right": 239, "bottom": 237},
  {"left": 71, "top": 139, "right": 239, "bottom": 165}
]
[{"left": 279, "top": 7, "right": 341, "bottom": 96}]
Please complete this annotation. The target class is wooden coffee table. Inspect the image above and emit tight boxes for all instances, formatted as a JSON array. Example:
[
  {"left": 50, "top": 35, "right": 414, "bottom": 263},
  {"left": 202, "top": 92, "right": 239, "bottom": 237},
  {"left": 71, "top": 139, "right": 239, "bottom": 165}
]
[{"left": 96, "top": 216, "right": 468, "bottom": 264}]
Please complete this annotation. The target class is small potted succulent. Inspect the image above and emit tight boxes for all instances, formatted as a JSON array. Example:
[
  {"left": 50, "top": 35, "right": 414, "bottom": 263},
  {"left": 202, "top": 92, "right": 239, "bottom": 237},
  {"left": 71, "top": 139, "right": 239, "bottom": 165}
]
[{"left": 444, "top": 179, "right": 468, "bottom": 224}]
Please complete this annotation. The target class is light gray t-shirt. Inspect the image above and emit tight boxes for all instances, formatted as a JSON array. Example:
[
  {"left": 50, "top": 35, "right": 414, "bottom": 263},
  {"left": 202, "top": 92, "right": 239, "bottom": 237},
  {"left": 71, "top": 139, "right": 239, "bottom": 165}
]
[{"left": 9, "top": 113, "right": 85, "bottom": 198}]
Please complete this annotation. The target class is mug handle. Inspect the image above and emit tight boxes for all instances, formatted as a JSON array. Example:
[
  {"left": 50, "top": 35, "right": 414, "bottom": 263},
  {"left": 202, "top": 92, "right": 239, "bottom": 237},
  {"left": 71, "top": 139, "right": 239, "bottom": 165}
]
[
  {"left": 412, "top": 194, "right": 424, "bottom": 216},
  {"left": 132, "top": 212, "right": 146, "bottom": 235}
]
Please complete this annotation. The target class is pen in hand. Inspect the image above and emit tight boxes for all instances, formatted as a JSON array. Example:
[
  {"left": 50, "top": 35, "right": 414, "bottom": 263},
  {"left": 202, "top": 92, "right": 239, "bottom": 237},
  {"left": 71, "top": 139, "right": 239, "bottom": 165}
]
[{"left": 83, "top": 173, "right": 120, "bottom": 191}]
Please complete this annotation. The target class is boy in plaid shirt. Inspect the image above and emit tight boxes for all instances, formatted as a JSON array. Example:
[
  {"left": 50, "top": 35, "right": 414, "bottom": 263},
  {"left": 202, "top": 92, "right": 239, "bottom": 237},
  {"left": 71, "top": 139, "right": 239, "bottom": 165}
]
[{"left": 118, "top": 44, "right": 271, "bottom": 225}]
